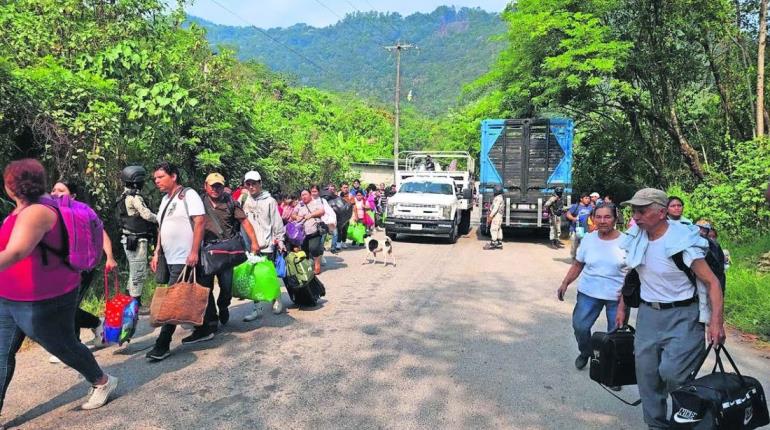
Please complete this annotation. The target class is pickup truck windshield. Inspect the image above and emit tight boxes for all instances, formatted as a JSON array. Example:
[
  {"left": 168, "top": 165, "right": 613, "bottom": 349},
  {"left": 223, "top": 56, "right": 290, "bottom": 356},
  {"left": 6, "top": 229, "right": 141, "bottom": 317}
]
[{"left": 400, "top": 182, "right": 454, "bottom": 195}]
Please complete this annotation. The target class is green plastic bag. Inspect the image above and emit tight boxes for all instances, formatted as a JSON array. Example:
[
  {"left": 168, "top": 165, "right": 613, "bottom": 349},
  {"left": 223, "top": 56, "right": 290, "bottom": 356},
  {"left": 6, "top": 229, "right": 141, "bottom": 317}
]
[
  {"left": 347, "top": 222, "right": 366, "bottom": 244},
  {"left": 232, "top": 259, "right": 282, "bottom": 302}
]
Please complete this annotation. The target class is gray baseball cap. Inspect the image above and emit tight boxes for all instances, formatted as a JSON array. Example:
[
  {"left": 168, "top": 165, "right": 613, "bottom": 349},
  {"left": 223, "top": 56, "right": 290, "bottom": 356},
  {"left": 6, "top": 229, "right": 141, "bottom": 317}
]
[{"left": 621, "top": 188, "right": 668, "bottom": 207}]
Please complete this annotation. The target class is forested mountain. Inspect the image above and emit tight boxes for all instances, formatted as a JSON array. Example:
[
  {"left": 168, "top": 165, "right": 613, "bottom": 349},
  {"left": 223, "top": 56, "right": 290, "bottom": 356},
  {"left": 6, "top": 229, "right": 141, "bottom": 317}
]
[{"left": 188, "top": 6, "right": 507, "bottom": 115}]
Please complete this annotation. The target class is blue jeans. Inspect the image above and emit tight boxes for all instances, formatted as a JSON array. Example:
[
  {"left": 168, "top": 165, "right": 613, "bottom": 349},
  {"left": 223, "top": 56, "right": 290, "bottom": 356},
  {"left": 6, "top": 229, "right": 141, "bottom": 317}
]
[
  {"left": 572, "top": 291, "right": 619, "bottom": 358},
  {"left": 0, "top": 289, "right": 104, "bottom": 413},
  {"left": 331, "top": 228, "right": 339, "bottom": 250}
]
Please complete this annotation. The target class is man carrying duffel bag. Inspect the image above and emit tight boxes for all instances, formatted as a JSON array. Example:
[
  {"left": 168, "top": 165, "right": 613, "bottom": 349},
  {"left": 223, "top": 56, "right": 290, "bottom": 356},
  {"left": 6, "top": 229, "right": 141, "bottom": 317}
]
[{"left": 616, "top": 189, "right": 726, "bottom": 429}]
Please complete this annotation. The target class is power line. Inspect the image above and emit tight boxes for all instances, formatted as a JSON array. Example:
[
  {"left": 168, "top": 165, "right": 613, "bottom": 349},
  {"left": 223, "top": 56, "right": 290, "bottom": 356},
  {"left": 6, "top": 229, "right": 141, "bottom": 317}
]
[
  {"left": 312, "top": 0, "right": 390, "bottom": 45},
  {"left": 207, "top": 0, "right": 329, "bottom": 73},
  {"left": 344, "top": 0, "right": 401, "bottom": 38}
]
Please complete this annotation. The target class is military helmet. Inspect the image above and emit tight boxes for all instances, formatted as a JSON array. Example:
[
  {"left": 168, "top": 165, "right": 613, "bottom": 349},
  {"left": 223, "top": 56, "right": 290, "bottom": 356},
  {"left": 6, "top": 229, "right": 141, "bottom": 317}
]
[
  {"left": 554, "top": 186, "right": 564, "bottom": 195},
  {"left": 493, "top": 185, "right": 504, "bottom": 196},
  {"left": 120, "top": 165, "right": 147, "bottom": 184}
]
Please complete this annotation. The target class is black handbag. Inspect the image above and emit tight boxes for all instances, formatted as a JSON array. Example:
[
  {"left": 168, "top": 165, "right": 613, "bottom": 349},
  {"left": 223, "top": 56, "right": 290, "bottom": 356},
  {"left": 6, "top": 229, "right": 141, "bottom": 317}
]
[
  {"left": 590, "top": 325, "right": 641, "bottom": 406},
  {"left": 201, "top": 197, "right": 246, "bottom": 275},
  {"left": 670, "top": 344, "right": 769, "bottom": 429}
]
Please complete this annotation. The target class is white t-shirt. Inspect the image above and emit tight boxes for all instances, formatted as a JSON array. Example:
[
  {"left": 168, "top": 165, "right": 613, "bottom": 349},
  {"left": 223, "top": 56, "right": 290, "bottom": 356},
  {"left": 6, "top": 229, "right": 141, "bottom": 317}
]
[
  {"left": 636, "top": 231, "right": 695, "bottom": 302},
  {"left": 158, "top": 188, "right": 205, "bottom": 265},
  {"left": 576, "top": 232, "right": 628, "bottom": 300}
]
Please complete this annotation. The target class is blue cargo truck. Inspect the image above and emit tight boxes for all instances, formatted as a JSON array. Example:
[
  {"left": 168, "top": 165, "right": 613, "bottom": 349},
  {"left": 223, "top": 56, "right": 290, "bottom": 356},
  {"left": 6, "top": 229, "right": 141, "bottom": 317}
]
[{"left": 478, "top": 118, "right": 574, "bottom": 236}]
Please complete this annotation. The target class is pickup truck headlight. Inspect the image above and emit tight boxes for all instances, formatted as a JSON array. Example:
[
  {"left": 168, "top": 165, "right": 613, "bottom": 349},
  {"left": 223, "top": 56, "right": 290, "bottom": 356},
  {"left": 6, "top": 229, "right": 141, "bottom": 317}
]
[
  {"left": 442, "top": 206, "right": 453, "bottom": 219},
  {"left": 387, "top": 203, "right": 395, "bottom": 217}
]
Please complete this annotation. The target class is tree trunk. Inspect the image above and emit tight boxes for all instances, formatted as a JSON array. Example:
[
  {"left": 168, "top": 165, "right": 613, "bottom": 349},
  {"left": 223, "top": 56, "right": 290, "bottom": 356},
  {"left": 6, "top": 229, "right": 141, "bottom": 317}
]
[
  {"left": 757, "top": 0, "right": 767, "bottom": 137},
  {"left": 701, "top": 39, "right": 747, "bottom": 140}
]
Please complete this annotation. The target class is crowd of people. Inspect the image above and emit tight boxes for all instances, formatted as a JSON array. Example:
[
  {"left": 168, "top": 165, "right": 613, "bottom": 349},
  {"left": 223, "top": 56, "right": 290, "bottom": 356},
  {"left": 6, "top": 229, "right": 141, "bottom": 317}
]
[
  {"left": 0, "top": 158, "right": 398, "bottom": 423},
  {"left": 0, "top": 156, "right": 762, "bottom": 428}
]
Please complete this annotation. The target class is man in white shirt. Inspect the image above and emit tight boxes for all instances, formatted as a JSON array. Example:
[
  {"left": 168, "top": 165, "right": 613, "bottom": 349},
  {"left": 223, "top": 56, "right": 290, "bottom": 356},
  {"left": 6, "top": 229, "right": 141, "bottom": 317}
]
[
  {"left": 616, "top": 188, "right": 724, "bottom": 429},
  {"left": 146, "top": 162, "right": 215, "bottom": 362}
]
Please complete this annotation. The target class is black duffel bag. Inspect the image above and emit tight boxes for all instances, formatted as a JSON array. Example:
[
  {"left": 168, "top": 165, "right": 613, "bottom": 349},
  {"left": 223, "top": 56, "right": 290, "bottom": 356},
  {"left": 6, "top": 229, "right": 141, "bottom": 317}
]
[
  {"left": 201, "top": 236, "right": 247, "bottom": 275},
  {"left": 670, "top": 343, "right": 769, "bottom": 429}
]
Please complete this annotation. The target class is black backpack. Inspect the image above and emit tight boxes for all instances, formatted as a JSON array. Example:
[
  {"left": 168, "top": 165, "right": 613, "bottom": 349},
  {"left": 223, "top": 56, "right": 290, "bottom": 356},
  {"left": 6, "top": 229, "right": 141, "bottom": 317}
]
[
  {"left": 670, "top": 344, "right": 769, "bottom": 429},
  {"left": 673, "top": 237, "right": 726, "bottom": 292}
]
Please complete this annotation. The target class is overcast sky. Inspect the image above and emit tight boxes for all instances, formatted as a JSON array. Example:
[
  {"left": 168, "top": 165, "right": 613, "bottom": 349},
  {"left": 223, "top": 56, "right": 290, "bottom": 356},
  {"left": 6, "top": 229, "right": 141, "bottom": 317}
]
[{"left": 185, "top": 0, "right": 510, "bottom": 28}]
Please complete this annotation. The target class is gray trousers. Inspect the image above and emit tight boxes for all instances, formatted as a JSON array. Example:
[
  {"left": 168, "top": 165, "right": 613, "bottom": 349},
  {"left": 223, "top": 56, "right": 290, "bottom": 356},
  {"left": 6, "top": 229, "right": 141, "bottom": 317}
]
[
  {"left": 122, "top": 236, "right": 149, "bottom": 298},
  {"left": 570, "top": 232, "right": 581, "bottom": 260},
  {"left": 635, "top": 303, "right": 705, "bottom": 429}
]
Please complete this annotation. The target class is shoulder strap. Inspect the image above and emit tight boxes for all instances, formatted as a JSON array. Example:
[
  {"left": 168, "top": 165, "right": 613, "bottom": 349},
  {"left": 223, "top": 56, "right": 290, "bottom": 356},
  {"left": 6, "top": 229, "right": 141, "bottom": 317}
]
[
  {"left": 37, "top": 202, "right": 68, "bottom": 265},
  {"left": 597, "top": 383, "right": 641, "bottom": 406},
  {"left": 672, "top": 251, "right": 697, "bottom": 286},
  {"left": 203, "top": 196, "right": 225, "bottom": 237},
  {"left": 158, "top": 187, "right": 183, "bottom": 227}
]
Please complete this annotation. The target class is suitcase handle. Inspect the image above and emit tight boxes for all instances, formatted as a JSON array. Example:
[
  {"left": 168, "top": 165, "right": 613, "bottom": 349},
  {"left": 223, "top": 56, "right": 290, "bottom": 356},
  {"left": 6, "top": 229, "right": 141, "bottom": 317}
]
[{"left": 608, "top": 324, "right": 635, "bottom": 334}]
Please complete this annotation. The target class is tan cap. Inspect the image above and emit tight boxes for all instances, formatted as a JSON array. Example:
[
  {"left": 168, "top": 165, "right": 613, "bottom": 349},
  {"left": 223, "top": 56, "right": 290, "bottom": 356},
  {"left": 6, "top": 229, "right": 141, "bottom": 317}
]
[
  {"left": 205, "top": 173, "right": 225, "bottom": 186},
  {"left": 621, "top": 188, "right": 668, "bottom": 207}
]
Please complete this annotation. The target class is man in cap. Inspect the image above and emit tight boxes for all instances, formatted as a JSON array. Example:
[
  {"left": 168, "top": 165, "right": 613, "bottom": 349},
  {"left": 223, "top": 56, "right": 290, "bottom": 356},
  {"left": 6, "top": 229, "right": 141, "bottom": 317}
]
[
  {"left": 237, "top": 170, "right": 287, "bottom": 322},
  {"left": 615, "top": 188, "right": 724, "bottom": 429},
  {"left": 202, "top": 172, "right": 259, "bottom": 328},
  {"left": 589, "top": 192, "right": 601, "bottom": 207}
]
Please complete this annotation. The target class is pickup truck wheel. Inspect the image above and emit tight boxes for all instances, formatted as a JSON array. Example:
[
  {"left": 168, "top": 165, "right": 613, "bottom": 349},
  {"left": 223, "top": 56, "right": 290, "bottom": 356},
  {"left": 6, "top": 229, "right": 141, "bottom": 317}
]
[
  {"left": 458, "top": 210, "right": 471, "bottom": 235},
  {"left": 447, "top": 223, "right": 458, "bottom": 244}
]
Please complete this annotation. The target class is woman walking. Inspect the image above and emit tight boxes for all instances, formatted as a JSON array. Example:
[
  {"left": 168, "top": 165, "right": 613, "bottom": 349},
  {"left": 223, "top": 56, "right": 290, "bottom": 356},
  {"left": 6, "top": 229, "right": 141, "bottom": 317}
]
[
  {"left": 0, "top": 159, "right": 118, "bottom": 424},
  {"left": 557, "top": 204, "right": 627, "bottom": 382},
  {"left": 47, "top": 180, "right": 118, "bottom": 363},
  {"left": 291, "top": 189, "right": 325, "bottom": 275}
]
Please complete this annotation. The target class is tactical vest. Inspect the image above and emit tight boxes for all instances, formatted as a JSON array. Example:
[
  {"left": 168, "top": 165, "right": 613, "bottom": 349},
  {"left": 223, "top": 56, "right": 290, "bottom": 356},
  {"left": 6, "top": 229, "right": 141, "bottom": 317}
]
[{"left": 116, "top": 191, "right": 155, "bottom": 237}]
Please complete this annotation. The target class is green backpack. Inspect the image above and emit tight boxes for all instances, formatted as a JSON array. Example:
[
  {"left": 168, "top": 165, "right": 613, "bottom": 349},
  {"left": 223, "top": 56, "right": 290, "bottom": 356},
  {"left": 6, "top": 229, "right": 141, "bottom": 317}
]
[{"left": 286, "top": 251, "right": 315, "bottom": 285}]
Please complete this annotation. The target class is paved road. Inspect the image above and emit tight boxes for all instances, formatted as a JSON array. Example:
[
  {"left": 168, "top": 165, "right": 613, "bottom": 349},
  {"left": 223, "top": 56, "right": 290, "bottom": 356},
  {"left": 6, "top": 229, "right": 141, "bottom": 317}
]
[{"left": 4, "top": 228, "right": 770, "bottom": 429}]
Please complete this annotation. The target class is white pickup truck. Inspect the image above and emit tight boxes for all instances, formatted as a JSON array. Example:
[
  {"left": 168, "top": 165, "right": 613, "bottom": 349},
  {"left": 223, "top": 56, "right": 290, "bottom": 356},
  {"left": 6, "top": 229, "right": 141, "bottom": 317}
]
[{"left": 384, "top": 152, "right": 474, "bottom": 243}]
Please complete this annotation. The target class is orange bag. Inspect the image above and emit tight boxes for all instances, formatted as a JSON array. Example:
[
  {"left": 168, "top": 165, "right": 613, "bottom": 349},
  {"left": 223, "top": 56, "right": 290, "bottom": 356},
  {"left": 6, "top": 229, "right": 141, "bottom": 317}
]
[{"left": 149, "top": 267, "right": 209, "bottom": 327}]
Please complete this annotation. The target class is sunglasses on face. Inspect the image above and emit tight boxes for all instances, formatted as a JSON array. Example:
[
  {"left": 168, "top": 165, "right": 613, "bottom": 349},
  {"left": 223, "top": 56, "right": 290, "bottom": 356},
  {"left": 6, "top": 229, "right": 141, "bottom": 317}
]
[{"left": 211, "top": 184, "right": 225, "bottom": 191}]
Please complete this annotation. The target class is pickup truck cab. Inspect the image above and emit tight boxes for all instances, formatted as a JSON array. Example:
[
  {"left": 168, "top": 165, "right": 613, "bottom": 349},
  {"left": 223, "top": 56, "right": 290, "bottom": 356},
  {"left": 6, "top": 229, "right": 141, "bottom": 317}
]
[{"left": 384, "top": 176, "right": 463, "bottom": 243}]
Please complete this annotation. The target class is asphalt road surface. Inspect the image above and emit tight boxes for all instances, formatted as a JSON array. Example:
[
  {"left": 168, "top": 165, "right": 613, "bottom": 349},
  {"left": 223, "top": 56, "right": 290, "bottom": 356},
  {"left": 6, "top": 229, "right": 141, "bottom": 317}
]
[{"left": 4, "top": 228, "right": 769, "bottom": 429}]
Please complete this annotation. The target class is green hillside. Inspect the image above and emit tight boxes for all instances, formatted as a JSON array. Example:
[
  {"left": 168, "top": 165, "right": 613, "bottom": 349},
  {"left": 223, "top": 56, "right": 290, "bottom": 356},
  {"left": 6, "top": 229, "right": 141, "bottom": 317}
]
[{"left": 189, "top": 6, "right": 506, "bottom": 115}]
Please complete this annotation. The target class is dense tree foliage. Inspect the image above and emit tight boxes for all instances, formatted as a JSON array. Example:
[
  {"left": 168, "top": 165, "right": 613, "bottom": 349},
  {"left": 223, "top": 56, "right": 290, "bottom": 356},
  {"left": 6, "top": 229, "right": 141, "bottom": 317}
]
[
  {"left": 190, "top": 6, "right": 506, "bottom": 116},
  {"left": 468, "top": 0, "right": 770, "bottom": 238},
  {"left": 0, "top": 0, "right": 414, "bottom": 217}
]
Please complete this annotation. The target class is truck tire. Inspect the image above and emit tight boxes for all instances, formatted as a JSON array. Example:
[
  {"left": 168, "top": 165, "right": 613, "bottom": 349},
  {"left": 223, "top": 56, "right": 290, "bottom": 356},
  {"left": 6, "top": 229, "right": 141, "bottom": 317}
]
[
  {"left": 458, "top": 210, "right": 471, "bottom": 235},
  {"left": 447, "top": 223, "right": 458, "bottom": 244}
]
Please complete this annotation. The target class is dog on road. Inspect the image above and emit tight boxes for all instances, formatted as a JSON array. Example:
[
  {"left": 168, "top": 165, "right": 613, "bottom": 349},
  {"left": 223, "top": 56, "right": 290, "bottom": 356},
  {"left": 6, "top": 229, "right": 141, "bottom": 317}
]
[{"left": 363, "top": 235, "right": 396, "bottom": 266}]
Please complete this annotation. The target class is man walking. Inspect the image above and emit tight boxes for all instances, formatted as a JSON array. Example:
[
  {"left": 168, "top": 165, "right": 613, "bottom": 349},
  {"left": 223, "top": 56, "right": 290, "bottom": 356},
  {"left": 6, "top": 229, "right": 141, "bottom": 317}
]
[
  {"left": 202, "top": 172, "right": 259, "bottom": 327},
  {"left": 237, "top": 171, "right": 286, "bottom": 322},
  {"left": 543, "top": 186, "right": 565, "bottom": 248},
  {"left": 616, "top": 188, "right": 725, "bottom": 429},
  {"left": 147, "top": 162, "right": 217, "bottom": 361},
  {"left": 116, "top": 165, "right": 157, "bottom": 305},
  {"left": 566, "top": 193, "right": 593, "bottom": 260}
]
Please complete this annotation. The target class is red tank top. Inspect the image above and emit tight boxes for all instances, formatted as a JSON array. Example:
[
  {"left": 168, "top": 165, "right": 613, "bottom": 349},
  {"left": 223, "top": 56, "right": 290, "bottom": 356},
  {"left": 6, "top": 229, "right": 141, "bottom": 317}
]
[{"left": 0, "top": 207, "right": 81, "bottom": 301}]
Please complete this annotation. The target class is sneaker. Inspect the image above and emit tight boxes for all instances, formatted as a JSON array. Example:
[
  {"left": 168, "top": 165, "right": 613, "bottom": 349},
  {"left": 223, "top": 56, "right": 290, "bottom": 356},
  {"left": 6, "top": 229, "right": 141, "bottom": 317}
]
[
  {"left": 91, "top": 320, "right": 105, "bottom": 349},
  {"left": 330, "top": 248, "right": 339, "bottom": 255},
  {"left": 146, "top": 346, "right": 170, "bottom": 361},
  {"left": 81, "top": 374, "right": 118, "bottom": 410},
  {"left": 243, "top": 303, "right": 264, "bottom": 322},
  {"left": 48, "top": 355, "right": 62, "bottom": 364},
  {"left": 609, "top": 385, "right": 622, "bottom": 391},
  {"left": 575, "top": 354, "right": 589, "bottom": 370},
  {"left": 219, "top": 308, "right": 230, "bottom": 325},
  {"left": 340, "top": 243, "right": 349, "bottom": 249},
  {"left": 483, "top": 242, "right": 496, "bottom": 250},
  {"left": 272, "top": 299, "right": 284, "bottom": 314},
  {"left": 181, "top": 330, "right": 214, "bottom": 344}
]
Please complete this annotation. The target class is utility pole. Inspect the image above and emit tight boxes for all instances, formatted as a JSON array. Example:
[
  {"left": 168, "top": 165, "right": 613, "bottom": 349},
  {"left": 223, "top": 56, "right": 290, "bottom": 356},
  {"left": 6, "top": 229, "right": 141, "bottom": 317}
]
[{"left": 385, "top": 42, "right": 414, "bottom": 179}]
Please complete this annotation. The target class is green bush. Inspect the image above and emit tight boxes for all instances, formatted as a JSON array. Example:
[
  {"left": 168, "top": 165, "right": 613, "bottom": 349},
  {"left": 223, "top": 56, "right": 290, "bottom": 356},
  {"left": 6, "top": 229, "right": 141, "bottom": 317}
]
[
  {"left": 721, "top": 235, "right": 770, "bottom": 339},
  {"left": 669, "top": 139, "right": 770, "bottom": 240}
]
